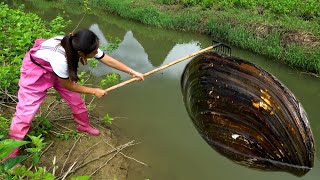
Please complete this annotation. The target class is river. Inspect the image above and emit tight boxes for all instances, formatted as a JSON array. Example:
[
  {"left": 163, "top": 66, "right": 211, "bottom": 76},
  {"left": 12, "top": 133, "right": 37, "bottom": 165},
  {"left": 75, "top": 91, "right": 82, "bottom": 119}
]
[{"left": 6, "top": 1, "right": 320, "bottom": 180}]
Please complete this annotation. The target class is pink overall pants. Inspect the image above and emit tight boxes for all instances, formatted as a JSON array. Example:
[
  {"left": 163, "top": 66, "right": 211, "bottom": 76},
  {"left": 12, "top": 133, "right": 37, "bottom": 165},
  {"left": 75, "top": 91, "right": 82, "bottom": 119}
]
[{"left": 8, "top": 39, "right": 90, "bottom": 141}]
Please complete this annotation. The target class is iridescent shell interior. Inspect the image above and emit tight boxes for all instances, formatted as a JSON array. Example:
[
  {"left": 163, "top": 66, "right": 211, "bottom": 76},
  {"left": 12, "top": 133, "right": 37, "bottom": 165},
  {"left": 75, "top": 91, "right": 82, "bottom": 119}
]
[{"left": 181, "top": 51, "right": 315, "bottom": 176}]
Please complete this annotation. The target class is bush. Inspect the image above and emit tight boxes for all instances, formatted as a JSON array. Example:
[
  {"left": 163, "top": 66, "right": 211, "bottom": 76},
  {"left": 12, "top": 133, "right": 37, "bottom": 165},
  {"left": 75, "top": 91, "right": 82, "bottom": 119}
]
[{"left": 0, "top": 3, "right": 68, "bottom": 101}]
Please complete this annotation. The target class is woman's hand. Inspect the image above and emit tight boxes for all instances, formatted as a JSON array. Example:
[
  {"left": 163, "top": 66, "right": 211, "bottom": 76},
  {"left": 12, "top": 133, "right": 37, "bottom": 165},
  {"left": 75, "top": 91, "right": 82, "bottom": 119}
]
[
  {"left": 59, "top": 78, "right": 107, "bottom": 97},
  {"left": 93, "top": 88, "right": 107, "bottom": 98},
  {"left": 130, "top": 70, "right": 144, "bottom": 81}
]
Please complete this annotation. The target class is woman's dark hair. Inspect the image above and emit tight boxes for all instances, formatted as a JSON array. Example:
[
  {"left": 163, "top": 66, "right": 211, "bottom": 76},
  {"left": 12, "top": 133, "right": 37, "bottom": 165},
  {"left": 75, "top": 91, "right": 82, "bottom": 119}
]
[{"left": 60, "top": 29, "right": 99, "bottom": 81}]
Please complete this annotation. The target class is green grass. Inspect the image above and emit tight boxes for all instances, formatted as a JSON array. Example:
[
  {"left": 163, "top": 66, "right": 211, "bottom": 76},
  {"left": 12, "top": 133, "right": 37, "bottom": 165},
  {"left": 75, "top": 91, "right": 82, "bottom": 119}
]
[
  {"left": 42, "top": 0, "right": 320, "bottom": 74},
  {"left": 156, "top": 0, "right": 320, "bottom": 20},
  {"left": 0, "top": 2, "right": 68, "bottom": 100},
  {"left": 92, "top": 0, "right": 320, "bottom": 74}
]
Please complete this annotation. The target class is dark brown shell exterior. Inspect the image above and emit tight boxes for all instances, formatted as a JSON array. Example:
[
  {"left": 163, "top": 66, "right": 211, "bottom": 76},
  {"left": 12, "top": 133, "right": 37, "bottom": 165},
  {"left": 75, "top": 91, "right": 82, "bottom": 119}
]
[{"left": 181, "top": 52, "right": 315, "bottom": 176}]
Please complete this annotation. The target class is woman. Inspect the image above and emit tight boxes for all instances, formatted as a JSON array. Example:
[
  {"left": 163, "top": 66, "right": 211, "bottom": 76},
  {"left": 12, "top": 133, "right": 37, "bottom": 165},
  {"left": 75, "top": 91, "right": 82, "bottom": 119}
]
[{"left": 4, "top": 29, "right": 144, "bottom": 161}]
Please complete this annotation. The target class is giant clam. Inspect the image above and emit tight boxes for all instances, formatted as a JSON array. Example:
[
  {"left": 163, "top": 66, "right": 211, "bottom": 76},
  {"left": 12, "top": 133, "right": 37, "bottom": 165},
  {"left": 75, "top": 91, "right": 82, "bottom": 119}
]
[{"left": 181, "top": 51, "right": 315, "bottom": 176}]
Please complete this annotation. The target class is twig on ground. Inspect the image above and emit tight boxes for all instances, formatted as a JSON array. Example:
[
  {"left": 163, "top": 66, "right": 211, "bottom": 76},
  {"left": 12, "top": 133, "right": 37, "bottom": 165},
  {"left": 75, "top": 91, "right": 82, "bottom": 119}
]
[
  {"left": 19, "top": 165, "right": 34, "bottom": 179},
  {"left": 73, "top": 141, "right": 102, "bottom": 169},
  {"left": 23, "top": 153, "right": 34, "bottom": 164},
  {"left": 65, "top": 140, "right": 137, "bottom": 176},
  {"left": 89, "top": 144, "right": 124, "bottom": 177},
  {"left": 60, "top": 138, "right": 80, "bottom": 176},
  {"left": 52, "top": 116, "right": 73, "bottom": 121},
  {"left": 50, "top": 130, "right": 64, "bottom": 136},
  {"left": 50, "top": 123, "right": 67, "bottom": 132},
  {"left": 52, "top": 122, "right": 74, "bottom": 132},
  {"left": 0, "top": 88, "right": 18, "bottom": 103},
  {"left": 52, "top": 156, "right": 57, "bottom": 176},
  {"left": 0, "top": 102, "right": 16, "bottom": 109},
  {"left": 6, "top": 93, "right": 18, "bottom": 103},
  {"left": 103, "top": 139, "right": 148, "bottom": 167},
  {"left": 87, "top": 96, "right": 96, "bottom": 107},
  {"left": 89, "top": 115, "right": 100, "bottom": 120},
  {"left": 61, "top": 161, "right": 77, "bottom": 180},
  {"left": 45, "top": 100, "right": 60, "bottom": 118},
  {"left": 47, "top": 99, "right": 58, "bottom": 111},
  {"left": 48, "top": 150, "right": 69, "bottom": 171},
  {"left": 27, "top": 165, "right": 34, "bottom": 172},
  {"left": 40, "top": 141, "right": 54, "bottom": 157}
]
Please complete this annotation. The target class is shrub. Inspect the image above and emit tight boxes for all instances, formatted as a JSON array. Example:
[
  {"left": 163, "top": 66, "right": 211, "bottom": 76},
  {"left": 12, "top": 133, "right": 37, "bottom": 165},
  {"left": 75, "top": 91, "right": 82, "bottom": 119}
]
[{"left": 0, "top": 3, "right": 68, "bottom": 101}]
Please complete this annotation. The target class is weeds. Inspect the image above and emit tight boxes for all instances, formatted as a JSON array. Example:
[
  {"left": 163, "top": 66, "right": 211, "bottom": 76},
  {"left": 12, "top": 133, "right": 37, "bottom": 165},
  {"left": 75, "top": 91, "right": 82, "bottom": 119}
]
[
  {"left": 0, "top": 136, "right": 55, "bottom": 179},
  {"left": 65, "top": 0, "right": 320, "bottom": 74},
  {"left": 0, "top": 2, "right": 124, "bottom": 179},
  {"left": 102, "top": 114, "right": 114, "bottom": 124},
  {"left": 0, "top": 3, "right": 69, "bottom": 102},
  {"left": 0, "top": 114, "right": 10, "bottom": 139},
  {"left": 54, "top": 130, "right": 85, "bottom": 141}
]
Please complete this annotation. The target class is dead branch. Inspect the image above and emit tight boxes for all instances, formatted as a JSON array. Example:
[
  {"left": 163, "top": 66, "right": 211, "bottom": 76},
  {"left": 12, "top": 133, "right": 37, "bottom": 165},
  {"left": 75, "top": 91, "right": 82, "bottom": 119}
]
[
  {"left": 41, "top": 141, "right": 54, "bottom": 157},
  {"left": 73, "top": 141, "right": 103, "bottom": 168},
  {"left": 46, "top": 99, "right": 58, "bottom": 111},
  {"left": 48, "top": 149, "right": 69, "bottom": 171},
  {"left": 45, "top": 100, "right": 60, "bottom": 118},
  {"left": 52, "top": 156, "right": 57, "bottom": 176},
  {"left": 0, "top": 102, "right": 16, "bottom": 109},
  {"left": 89, "top": 140, "right": 139, "bottom": 177},
  {"left": 52, "top": 122, "right": 74, "bottom": 132},
  {"left": 103, "top": 139, "right": 148, "bottom": 167},
  {"left": 52, "top": 116, "right": 73, "bottom": 121},
  {"left": 62, "top": 140, "right": 137, "bottom": 178},
  {"left": 89, "top": 144, "right": 124, "bottom": 177},
  {"left": 61, "top": 161, "right": 77, "bottom": 180},
  {"left": 87, "top": 96, "right": 96, "bottom": 107},
  {"left": 60, "top": 138, "right": 80, "bottom": 176}
]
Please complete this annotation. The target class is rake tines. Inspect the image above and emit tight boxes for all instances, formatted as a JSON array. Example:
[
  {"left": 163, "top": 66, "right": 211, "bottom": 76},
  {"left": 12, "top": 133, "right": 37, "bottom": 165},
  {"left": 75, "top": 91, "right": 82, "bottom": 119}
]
[{"left": 212, "top": 40, "right": 231, "bottom": 56}]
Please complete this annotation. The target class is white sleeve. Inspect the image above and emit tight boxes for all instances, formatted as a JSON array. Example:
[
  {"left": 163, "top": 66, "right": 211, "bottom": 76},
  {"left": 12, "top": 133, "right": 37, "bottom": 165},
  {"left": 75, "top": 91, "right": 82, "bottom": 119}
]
[{"left": 94, "top": 48, "right": 105, "bottom": 60}]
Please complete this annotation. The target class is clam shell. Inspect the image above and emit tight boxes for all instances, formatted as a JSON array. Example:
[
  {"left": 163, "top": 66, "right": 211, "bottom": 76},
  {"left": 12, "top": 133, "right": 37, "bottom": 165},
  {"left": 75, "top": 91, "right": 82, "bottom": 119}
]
[{"left": 181, "top": 52, "right": 315, "bottom": 176}]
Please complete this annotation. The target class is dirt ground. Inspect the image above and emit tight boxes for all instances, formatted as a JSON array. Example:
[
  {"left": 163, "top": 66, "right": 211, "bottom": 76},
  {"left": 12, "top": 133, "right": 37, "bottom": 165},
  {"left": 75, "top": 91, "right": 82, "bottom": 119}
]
[
  {"left": 39, "top": 127, "right": 129, "bottom": 179},
  {"left": 30, "top": 95, "right": 134, "bottom": 179}
]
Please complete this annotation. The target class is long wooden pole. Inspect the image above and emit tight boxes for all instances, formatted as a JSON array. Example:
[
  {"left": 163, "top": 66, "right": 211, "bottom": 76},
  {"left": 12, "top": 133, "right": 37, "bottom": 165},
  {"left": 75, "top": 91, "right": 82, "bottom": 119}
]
[{"left": 105, "top": 45, "right": 214, "bottom": 92}]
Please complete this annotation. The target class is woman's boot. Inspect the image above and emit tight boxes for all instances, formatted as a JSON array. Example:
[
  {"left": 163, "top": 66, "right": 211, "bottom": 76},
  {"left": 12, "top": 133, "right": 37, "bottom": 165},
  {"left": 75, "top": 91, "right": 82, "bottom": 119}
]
[{"left": 73, "top": 111, "right": 100, "bottom": 136}]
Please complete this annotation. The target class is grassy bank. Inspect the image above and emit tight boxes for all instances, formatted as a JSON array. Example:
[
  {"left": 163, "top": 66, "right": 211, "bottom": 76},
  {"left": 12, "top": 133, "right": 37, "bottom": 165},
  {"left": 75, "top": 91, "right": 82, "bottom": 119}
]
[
  {"left": 0, "top": 2, "right": 67, "bottom": 103},
  {"left": 1, "top": 3, "right": 66, "bottom": 178},
  {"left": 63, "top": 0, "right": 320, "bottom": 74},
  {"left": 0, "top": 3, "right": 129, "bottom": 179}
]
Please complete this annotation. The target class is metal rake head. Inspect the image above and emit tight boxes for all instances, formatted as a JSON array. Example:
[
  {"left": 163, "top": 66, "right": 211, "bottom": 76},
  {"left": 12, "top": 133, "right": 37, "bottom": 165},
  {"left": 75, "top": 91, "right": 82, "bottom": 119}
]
[{"left": 212, "top": 40, "right": 231, "bottom": 56}]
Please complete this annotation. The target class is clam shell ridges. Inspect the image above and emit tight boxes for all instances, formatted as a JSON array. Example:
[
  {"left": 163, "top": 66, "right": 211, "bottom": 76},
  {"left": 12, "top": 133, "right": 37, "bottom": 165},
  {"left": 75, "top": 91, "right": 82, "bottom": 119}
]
[{"left": 181, "top": 52, "right": 315, "bottom": 176}]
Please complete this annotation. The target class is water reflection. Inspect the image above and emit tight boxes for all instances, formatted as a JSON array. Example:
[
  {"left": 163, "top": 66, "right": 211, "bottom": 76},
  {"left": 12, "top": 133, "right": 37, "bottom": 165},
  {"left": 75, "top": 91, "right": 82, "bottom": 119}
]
[
  {"left": 160, "top": 42, "right": 201, "bottom": 78},
  {"left": 89, "top": 24, "right": 202, "bottom": 79},
  {"left": 89, "top": 24, "right": 108, "bottom": 46}
]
